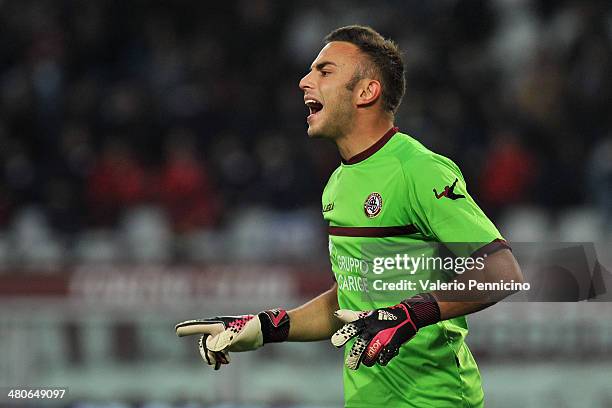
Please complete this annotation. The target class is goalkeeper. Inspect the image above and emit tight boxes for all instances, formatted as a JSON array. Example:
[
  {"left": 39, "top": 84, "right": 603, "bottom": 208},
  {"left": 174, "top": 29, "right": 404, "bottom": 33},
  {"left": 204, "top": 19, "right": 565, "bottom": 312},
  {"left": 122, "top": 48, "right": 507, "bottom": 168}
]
[{"left": 176, "top": 25, "right": 523, "bottom": 408}]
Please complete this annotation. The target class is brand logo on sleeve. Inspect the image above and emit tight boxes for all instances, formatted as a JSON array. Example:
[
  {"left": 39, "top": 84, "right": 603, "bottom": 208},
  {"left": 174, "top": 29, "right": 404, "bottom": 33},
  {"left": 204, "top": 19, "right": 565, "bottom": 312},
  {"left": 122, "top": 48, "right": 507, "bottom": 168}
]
[
  {"left": 433, "top": 178, "right": 465, "bottom": 200},
  {"left": 323, "top": 202, "right": 335, "bottom": 213},
  {"left": 364, "top": 192, "right": 383, "bottom": 218}
]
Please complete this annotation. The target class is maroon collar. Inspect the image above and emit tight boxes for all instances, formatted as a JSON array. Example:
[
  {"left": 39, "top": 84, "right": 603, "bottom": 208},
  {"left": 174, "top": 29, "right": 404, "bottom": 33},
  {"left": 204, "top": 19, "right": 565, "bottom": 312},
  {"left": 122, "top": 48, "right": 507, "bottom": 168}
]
[{"left": 342, "top": 127, "right": 399, "bottom": 165}]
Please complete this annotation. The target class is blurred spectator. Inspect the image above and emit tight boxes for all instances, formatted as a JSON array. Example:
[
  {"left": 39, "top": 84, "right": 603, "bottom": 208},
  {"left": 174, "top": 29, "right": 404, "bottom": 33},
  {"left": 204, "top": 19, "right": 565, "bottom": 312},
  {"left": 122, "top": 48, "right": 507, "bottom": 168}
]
[
  {"left": 44, "top": 123, "right": 94, "bottom": 233},
  {"left": 157, "top": 129, "right": 220, "bottom": 232},
  {"left": 565, "top": 18, "right": 612, "bottom": 136},
  {"left": 480, "top": 131, "right": 538, "bottom": 211},
  {"left": 515, "top": 47, "right": 566, "bottom": 132},
  {"left": 86, "top": 139, "right": 148, "bottom": 226}
]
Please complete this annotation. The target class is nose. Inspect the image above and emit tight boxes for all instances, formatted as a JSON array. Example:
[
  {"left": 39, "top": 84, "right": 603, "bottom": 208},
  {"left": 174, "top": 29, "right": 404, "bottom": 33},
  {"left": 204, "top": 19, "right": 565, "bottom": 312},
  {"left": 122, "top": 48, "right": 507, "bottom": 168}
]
[{"left": 299, "top": 71, "right": 313, "bottom": 91}]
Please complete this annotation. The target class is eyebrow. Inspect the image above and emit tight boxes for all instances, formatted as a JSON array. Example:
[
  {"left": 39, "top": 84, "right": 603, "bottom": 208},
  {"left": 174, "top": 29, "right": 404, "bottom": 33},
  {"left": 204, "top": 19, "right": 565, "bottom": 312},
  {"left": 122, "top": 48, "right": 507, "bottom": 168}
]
[{"left": 311, "top": 61, "right": 338, "bottom": 71}]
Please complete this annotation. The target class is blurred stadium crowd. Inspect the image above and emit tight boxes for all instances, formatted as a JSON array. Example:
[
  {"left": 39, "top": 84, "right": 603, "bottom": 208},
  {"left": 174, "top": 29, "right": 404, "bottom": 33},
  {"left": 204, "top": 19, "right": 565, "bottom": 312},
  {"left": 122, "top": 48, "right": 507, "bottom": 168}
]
[
  {"left": 2, "top": 3, "right": 612, "bottom": 408},
  {"left": 0, "top": 0, "right": 611, "bottom": 267}
]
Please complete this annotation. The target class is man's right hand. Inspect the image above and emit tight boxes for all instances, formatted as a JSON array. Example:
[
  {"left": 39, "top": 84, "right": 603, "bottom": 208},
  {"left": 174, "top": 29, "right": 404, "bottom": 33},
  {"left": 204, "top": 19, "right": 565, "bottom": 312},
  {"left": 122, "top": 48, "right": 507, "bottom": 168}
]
[{"left": 175, "top": 309, "right": 290, "bottom": 370}]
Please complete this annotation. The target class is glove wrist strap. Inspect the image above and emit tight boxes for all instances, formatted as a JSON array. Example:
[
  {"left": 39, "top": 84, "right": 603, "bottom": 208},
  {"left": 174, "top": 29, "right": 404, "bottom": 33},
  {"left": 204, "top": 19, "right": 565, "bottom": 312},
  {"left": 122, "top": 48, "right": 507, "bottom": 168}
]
[
  {"left": 258, "top": 308, "right": 290, "bottom": 344},
  {"left": 402, "top": 293, "right": 441, "bottom": 329}
]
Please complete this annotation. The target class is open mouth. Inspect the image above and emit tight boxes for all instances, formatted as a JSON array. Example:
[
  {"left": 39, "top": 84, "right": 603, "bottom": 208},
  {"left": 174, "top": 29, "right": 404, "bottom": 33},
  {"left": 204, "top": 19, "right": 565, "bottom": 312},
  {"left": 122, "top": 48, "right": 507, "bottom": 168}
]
[{"left": 305, "top": 99, "right": 324, "bottom": 119}]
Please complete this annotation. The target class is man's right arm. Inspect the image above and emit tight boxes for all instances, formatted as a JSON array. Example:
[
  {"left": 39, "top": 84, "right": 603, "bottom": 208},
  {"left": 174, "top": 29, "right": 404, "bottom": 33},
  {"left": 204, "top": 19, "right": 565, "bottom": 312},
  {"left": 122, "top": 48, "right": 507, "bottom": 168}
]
[
  {"left": 175, "top": 282, "right": 342, "bottom": 369},
  {"left": 288, "top": 282, "right": 342, "bottom": 341}
]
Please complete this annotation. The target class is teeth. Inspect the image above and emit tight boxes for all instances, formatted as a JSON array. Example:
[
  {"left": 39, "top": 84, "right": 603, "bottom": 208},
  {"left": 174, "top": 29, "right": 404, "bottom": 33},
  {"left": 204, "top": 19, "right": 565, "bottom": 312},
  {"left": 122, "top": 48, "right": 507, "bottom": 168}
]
[{"left": 305, "top": 98, "right": 323, "bottom": 117}]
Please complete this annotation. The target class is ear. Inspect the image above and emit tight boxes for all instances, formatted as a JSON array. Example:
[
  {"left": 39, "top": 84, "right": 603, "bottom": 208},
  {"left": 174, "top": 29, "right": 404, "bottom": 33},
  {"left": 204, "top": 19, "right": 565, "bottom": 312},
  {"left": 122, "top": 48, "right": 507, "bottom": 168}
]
[{"left": 354, "top": 79, "right": 382, "bottom": 107}]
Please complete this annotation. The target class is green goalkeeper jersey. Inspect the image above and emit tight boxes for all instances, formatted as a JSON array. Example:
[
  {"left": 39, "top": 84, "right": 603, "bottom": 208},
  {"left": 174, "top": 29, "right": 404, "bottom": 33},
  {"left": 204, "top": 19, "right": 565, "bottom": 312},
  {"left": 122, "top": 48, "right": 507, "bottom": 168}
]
[{"left": 322, "top": 127, "right": 504, "bottom": 408}]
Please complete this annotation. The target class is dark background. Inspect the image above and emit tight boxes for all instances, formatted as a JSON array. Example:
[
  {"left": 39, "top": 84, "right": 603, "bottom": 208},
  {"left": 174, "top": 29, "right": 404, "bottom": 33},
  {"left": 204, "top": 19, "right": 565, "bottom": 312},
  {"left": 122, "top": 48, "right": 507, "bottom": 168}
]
[
  {"left": 1, "top": 0, "right": 611, "bottom": 240},
  {"left": 0, "top": 1, "right": 611, "bottom": 407}
]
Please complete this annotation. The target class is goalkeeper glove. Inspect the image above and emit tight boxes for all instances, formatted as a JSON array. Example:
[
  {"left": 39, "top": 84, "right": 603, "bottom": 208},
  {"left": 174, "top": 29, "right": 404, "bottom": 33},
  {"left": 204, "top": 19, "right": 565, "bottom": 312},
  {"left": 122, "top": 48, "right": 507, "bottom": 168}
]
[
  {"left": 175, "top": 309, "right": 290, "bottom": 370},
  {"left": 331, "top": 293, "right": 440, "bottom": 370}
]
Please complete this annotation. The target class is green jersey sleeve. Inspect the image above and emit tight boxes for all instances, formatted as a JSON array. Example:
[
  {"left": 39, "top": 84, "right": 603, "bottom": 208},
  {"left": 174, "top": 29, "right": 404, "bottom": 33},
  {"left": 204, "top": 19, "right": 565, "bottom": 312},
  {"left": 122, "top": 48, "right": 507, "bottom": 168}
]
[{"left": 403, "top": 153, "right": 504, "bottom": 256}]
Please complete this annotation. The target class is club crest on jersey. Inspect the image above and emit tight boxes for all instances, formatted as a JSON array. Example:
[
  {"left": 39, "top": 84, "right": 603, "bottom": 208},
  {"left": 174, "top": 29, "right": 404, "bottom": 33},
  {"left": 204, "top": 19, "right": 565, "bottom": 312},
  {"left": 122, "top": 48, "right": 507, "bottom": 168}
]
[{"left": 364, "top": 192, "right": 383, "bottom": 218}]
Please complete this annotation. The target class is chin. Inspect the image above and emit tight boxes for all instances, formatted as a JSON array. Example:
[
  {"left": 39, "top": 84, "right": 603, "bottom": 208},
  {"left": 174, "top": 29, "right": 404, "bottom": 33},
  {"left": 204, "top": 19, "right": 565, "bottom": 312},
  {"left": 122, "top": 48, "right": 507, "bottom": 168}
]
[
  {"left": 306, "top": 124, "right": 325, "bottom": 139},
  {"left": 309, "top": 118, "right": 338, "bottom": 139}
]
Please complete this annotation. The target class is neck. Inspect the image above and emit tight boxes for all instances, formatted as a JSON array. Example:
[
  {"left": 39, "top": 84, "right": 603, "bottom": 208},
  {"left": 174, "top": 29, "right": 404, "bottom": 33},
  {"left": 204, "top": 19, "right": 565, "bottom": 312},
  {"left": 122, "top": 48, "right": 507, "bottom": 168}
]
[{"left": 335, "top": 114, "right": 395, "bottom": 162}]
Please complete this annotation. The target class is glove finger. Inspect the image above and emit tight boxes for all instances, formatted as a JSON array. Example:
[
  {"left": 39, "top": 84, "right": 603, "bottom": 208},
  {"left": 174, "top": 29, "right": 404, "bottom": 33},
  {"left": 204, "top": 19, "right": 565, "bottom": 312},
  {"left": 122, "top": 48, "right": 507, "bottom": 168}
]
[
  {"left": 209, "top": 350, "right": 231, "bottom": 370},
  {"left": 176, "top": 319, "right": 226, "bottom": 337},
  {"left": 213, "top": 355, "right": 221, "bottom": 370},
  {"left": 362, "top": 332, "right": 394, "bottom": 367},
  {"left": 199, "top": 336, "right": 231, "bottom": 370},
  {"left": 215, "top": 349, "right": 231, "bottom": 365},
  {"left": 331, "top": 322, "right": 361, "bottom": 348},
  {"left": 206, "top": 330, "right": 235, "bottom": 352},
  {"left": 345, "top": 335, "right": 369, "bottom": 370},
  {"left": 334, "top": 309, "right": 366, "bottom": 323},
  {"left": 206, "top": 316, "right": 262, "bottom": 352},
  {"left": 198, "top": 335, "right": 215, "bottom": 366},
  {"left": 209, "top": 342, "right": 230, "bottom": 365},
  {"left": 361, "top": 338, "right": 382, "bottom": 367},
  {"left": 377, "top": 345, "right": 400, "bottom": 366}
]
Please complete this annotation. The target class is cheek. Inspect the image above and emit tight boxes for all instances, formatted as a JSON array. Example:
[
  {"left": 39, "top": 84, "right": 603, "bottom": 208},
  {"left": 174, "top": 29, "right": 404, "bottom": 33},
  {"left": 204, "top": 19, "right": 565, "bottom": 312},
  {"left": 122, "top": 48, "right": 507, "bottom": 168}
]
[
  {"left": 330, "top": 91, "right": 352, "bottom": 114},
  {"left": 324, "top": 89, "right": 345, "bottom": 110},
  {"left": 320, "top": 83, "right": 352, "bottom": 118}
]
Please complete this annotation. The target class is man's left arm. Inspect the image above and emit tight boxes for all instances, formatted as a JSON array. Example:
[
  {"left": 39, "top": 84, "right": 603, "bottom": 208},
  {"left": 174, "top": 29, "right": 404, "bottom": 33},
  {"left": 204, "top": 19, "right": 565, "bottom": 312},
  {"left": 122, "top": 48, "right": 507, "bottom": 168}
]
[
  {"left": 405, "top": 154, "right": 525, "bottom": 317},
  {"left": 331, "top": 248, "right": 523, "bottom": 369},
  {"left": 434, "top": 247, "right": 523, "bottom": 319}
]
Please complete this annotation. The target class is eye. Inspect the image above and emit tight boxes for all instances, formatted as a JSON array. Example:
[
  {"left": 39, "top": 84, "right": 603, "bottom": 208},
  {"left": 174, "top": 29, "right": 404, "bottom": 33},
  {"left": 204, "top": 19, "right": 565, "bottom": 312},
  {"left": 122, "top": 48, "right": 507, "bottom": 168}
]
[{"left": 321, "top": 70, "right": 330, "bottom": 77}]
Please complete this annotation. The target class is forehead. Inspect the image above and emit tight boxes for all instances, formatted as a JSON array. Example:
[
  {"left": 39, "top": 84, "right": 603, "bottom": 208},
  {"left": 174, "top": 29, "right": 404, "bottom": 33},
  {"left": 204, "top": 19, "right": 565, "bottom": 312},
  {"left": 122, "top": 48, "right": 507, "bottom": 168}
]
[{"left": 310, "top": 41, "right": 362, "bottom": 69}]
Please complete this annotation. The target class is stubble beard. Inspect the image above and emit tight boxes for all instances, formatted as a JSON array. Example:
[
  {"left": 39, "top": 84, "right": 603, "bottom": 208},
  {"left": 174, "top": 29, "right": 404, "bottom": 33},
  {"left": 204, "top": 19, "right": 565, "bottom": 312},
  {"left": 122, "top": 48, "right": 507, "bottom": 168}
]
[{"left": 308, "top": 96, "right": 355, "bottom": 141}]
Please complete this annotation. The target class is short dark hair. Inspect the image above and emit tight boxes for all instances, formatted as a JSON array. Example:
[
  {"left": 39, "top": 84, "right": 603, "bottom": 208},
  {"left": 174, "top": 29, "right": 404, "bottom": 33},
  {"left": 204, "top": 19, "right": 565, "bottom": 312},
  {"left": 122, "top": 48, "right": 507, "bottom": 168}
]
[{"left": 324, "top": 25, "right": 405, "bottom": 114}]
